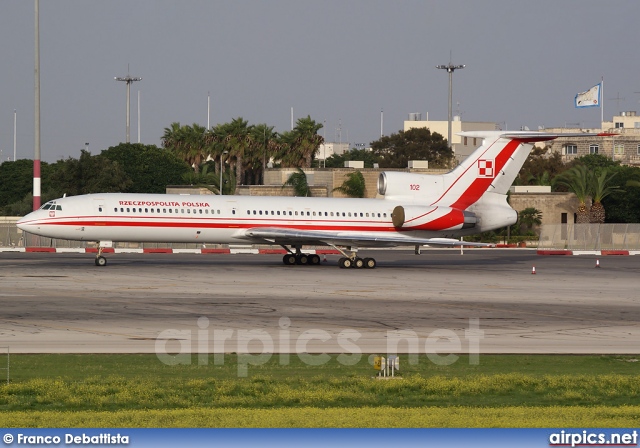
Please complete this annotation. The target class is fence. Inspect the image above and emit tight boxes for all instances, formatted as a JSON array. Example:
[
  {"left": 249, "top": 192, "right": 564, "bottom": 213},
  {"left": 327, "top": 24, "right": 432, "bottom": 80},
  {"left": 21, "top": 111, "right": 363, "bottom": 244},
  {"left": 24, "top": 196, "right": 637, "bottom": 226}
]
[
  {"left": 4, "top": 221, "right": 640, "bottom": 251},
  {"left": 538, "top": 223, "right": 640, "bottom": 251},
  {"left": 0, "top": 221, "right": 223, "bottom": 250}
]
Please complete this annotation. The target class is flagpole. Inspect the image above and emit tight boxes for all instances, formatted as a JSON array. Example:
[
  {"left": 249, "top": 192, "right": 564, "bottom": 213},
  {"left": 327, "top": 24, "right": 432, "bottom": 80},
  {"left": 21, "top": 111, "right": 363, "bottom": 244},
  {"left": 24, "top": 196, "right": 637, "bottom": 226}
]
[{"left": 601, "top": 76, "right": 604, "bottom": 125}]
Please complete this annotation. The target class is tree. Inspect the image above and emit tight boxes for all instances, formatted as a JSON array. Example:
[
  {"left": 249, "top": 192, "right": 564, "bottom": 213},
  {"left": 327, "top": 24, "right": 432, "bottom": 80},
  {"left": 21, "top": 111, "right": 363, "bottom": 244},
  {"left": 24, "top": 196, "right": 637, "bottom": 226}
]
[
  {"left": 248, "top": 124, "right": 280, "bottom": 185},
  {"left": 282, "top": 168, "right": 311, "bottom": 197},
  {"left": 589, "top": 168, "right": 620, "bottom": 223},
  {"left": 516, "top": 146, "right": 565, "bottom": 187},
  {"left": 277, "top": 116, "right": 323, "bottom": 168},
  {"left": 321, "top": 148, "right": 380, "bottom": 169},
  {"left": 49, "top": 150, "right": 132, "bottom": 196},
  {"left": 101, "top": 143, "right": 191, "bottom": 193},
  {"left": 600, "top": 167, "right": 640, "bottom": 223},
  {"left": 555, "top": 164, "right": 591, "bottom": 223},
  {"left": 162, "top": 122, "right": 212, "bottom": 173},
  {"left": 370, "top": 128, "right": 452, "bottom": 168},
  {"left": 518, "top": 207, "right": 542, "bottom": 234},
  {"left": 214, "top": 117, "right": 253, "bottom": 188},
  {"left": 333, "top": 170, "right": 366, "bottom": 198}
]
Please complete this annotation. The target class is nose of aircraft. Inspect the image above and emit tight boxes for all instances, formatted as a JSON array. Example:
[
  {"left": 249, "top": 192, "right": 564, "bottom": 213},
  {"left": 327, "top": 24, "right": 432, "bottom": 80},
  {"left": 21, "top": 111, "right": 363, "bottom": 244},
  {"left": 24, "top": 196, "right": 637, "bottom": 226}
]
[{"left": 16, "top": 211, "right": 36, "bottom": 232}]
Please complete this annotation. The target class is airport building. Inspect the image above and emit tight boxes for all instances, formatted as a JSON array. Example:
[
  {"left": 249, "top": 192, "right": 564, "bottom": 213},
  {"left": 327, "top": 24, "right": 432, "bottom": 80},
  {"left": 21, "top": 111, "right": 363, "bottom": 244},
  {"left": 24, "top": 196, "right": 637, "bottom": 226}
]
[{"left": 542, "top": 111, "right": 640, "bottom": 166}]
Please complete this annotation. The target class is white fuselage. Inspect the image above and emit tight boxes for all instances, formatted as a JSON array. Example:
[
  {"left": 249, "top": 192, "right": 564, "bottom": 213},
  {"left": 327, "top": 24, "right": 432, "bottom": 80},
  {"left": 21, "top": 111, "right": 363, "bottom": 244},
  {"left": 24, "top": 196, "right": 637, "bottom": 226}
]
[{"left": 18, "top": 193, "right": 483, "bottom": 246}]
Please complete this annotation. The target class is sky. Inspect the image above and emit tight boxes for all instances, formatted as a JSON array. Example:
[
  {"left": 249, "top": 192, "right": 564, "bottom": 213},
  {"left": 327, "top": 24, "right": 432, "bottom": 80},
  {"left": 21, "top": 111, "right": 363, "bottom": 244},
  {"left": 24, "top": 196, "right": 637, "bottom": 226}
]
[{"left": 1, "top": 0, "right": 639, "bottom": 163}]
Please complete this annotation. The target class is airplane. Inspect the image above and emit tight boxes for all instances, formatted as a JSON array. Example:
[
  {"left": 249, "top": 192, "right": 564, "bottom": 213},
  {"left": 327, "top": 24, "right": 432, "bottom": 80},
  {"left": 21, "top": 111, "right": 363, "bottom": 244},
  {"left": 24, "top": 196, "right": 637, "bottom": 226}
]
[{"left": 17, "top": 130, "right": 612, "bottom": 269}]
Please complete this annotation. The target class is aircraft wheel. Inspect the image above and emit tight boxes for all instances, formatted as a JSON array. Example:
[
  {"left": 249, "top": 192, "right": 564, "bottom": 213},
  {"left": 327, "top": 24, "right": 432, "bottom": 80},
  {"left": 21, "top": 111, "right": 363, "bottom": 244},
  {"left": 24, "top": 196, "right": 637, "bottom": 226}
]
[
  {"left": 296, "top": 254, "right": 309, "bottom": 265},
  {"left": 283, "top": 254, "right": 296, "bottom": 265},
  {"left": 353, "top": 257, "right": 364, "bottom": 269},
  {"left": 339, "top": 257, "right": 352, "bottom": 269},
  {"left": 95, "top": 256, "right": 107, "bottom": 267},
  {"left": 363, "top": 257, "right": 377, "bottom": 269},
  {"left": 309, "top": 254, "right": 321, "bottom": 265}
]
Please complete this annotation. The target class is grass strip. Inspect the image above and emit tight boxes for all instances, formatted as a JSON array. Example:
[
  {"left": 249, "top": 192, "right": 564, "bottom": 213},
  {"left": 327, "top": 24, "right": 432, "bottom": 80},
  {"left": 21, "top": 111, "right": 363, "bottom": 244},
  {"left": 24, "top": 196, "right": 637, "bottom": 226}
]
[
  {"left": 2, "top": 373, "right": 640, "bottom": 411},
  {"left": 2, "top": 406, "right": 640, "bottom": 428}
]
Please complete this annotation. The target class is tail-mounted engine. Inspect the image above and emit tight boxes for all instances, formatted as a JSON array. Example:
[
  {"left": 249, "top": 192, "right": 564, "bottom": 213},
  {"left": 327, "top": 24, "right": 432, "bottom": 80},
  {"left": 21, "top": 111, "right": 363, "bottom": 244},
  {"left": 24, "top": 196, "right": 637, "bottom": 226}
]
[{"left": 391, "top": 205, "right": 476, "bottom": 231}]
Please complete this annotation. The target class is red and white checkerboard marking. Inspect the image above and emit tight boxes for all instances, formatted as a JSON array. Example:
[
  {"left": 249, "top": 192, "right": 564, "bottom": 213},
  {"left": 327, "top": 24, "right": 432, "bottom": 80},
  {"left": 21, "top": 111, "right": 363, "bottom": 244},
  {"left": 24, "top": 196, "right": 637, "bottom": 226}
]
[{"left": 477, "top": 159, "right": 495, "bottom": 178}]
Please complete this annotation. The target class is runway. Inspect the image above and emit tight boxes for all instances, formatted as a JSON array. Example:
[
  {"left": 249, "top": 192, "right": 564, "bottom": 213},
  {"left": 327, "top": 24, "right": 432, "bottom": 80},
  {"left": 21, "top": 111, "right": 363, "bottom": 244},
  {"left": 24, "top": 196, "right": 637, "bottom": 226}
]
[{"left": 0, "top": 249, "right": 639, "bottom": 354}]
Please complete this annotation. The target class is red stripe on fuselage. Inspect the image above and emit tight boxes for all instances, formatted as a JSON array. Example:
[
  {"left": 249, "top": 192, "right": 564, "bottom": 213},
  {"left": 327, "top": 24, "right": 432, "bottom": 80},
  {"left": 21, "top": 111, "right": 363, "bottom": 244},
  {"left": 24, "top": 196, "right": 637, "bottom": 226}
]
[{"left": 31, "top": 218, "right": 398, "bottom": 233}]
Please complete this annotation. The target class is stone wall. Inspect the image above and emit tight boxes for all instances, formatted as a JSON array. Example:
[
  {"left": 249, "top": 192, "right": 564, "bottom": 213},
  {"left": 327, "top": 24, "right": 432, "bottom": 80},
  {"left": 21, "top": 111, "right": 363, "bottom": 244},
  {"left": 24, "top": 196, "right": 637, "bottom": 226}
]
[{"left": 509, "top": 192, "right": 585, "bottom": 225}]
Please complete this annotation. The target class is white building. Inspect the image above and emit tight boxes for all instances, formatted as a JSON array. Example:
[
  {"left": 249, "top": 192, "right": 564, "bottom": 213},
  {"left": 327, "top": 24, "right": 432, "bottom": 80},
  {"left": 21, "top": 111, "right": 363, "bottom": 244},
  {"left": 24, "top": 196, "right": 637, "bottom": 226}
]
[{"left": 316, "top": 142, "right": 350, "bottom": 161}]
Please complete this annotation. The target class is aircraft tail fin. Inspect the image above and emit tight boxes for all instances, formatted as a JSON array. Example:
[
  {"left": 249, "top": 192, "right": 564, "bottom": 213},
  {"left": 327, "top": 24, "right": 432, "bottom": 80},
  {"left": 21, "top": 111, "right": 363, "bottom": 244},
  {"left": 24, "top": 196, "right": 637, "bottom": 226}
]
[{"left": 433, "top": 131, "right": 615, "bottom": 209}]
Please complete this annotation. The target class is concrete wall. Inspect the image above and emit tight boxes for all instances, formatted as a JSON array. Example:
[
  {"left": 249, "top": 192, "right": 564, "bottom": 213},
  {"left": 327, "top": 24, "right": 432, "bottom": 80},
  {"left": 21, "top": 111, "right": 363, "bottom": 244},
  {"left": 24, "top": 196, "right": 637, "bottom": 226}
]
[
  {"left": 166, "top": 186, "right": 215, "bottom": 195},
  {"left": 235, "top": 186, "right": 329, "bottom": 197}
]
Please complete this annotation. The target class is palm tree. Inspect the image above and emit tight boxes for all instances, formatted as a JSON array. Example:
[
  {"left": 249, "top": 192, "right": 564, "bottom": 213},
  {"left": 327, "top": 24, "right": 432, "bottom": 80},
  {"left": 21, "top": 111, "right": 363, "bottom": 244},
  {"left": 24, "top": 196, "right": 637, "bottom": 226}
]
[
  {"left": 333, "top": 170, "right": 366, "bottom": 198},
  {"left": 214, "top": 118, "right": 253, "bottom": 188},
  {"left": 518, "top": 207, "right": 542, "bottom": 234},
  {"left": 589, "top": 168, "right": 620, "bottom": 223},
  {"left": 249, "top": 124, "right": 280, "bottom": 185},
  {"left": 276, "top": 116, "right": 323, "bottom": 168},
  {"left": 555, "top": 165, "right": 591, "bottom": 223},
  {"left": 282, "top": 168, "right": 311, "bottom": 197},
  {"left": 162, "top": 122, "right": 210, "bottom": 173}
]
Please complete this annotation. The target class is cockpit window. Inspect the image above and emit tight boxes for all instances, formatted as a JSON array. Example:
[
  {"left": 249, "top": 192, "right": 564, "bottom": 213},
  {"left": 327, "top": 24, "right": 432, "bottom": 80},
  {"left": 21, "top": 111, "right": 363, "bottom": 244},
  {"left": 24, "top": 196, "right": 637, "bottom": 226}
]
[{"left": 56, "top": 205, "right": 62, "bottom": 211}]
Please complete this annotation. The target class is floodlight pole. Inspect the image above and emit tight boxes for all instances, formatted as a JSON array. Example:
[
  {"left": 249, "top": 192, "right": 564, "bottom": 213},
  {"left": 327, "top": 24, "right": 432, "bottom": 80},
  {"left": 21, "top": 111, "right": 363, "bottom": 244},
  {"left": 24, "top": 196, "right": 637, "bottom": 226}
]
[
  {"left": 34, "top": 0, "right": 41, "bottom": 210},
  {"left": 114, "top": 67, "right": 142, "bottom": 143},
  {"left": 436, "top": 61, "right": 465, "bottom": 156}
]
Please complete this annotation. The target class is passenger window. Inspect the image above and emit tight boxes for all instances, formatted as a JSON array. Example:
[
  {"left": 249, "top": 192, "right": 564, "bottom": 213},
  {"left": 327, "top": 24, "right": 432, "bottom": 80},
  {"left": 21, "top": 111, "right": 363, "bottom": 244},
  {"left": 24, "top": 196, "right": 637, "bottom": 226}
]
[
  {"left": 187, "top": 209, "right": 190, "bottom": 214},
  {"left": 151, "top": 209, "right": 154, "bottom": 213},
  {"left": 199, "top": 209, "right": 202, "bottom": 214},
  {"left": 232, "top": 209, "right": 236, "bottom": 215},
  {"left": 289, "top": 211, "right": 292, "bottom": 216},
  {"left": 169, "top": 209, "right": 172, "bottom": 214},
  {"left": 120, "top": 208, "right": 124, "bottom": 212},
  {"left": 259, "top": 210, "right": 263, "bottom": 215},
  {"left": 307, "top": 211, "right": 310, "bottom": 216},
  {"left": 348, "top": 212, "right": 351, "bottom": 217},
  {"left": 114, "top": 208, "right": 117, "bottom": 212},
  {"left": 277, "top": 211, "right": 280, "bottom": 215},
  {"left": 313, "top": 212, "right": 316, "bottom": 216},
  {"left": 163, "top": 209, "right": 167, "bottom": 213}
]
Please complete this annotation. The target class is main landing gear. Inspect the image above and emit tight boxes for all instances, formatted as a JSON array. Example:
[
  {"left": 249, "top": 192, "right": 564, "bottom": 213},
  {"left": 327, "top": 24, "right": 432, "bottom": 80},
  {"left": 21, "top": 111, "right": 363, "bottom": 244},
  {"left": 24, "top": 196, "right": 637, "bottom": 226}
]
[
  {"left": 282, "top": 246, "right": 321, "bottom": 266},
  {"left": 281, "top": 245, "right": 377, "bottom": 269},
  {"left": 337, "top": 256, "right": 376, "bottom": 269},
  {"left": 335, "top": 245, "right": 377, "bottom": 269}
]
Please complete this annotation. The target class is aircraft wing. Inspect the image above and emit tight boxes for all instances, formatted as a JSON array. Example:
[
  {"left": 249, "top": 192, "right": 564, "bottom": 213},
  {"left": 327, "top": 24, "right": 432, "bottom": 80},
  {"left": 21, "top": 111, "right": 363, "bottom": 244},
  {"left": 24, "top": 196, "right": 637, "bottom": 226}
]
[{"left": 243, "top": 227, "right": 493, "bottom": 248}]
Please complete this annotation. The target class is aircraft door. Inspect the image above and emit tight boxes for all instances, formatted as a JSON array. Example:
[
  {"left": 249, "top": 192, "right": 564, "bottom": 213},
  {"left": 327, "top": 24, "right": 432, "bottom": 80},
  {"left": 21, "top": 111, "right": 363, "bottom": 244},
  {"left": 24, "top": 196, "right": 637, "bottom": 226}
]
[{"left": 92, "top": 198, "right": 106, "bottom": 214}]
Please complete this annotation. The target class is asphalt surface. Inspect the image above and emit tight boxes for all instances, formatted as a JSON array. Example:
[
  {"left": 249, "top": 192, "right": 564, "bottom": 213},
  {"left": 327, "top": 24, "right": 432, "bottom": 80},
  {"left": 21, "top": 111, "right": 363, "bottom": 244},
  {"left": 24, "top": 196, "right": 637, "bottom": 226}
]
[{"left": 0, "top": 249, "right": 638, "bottom": 354}]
